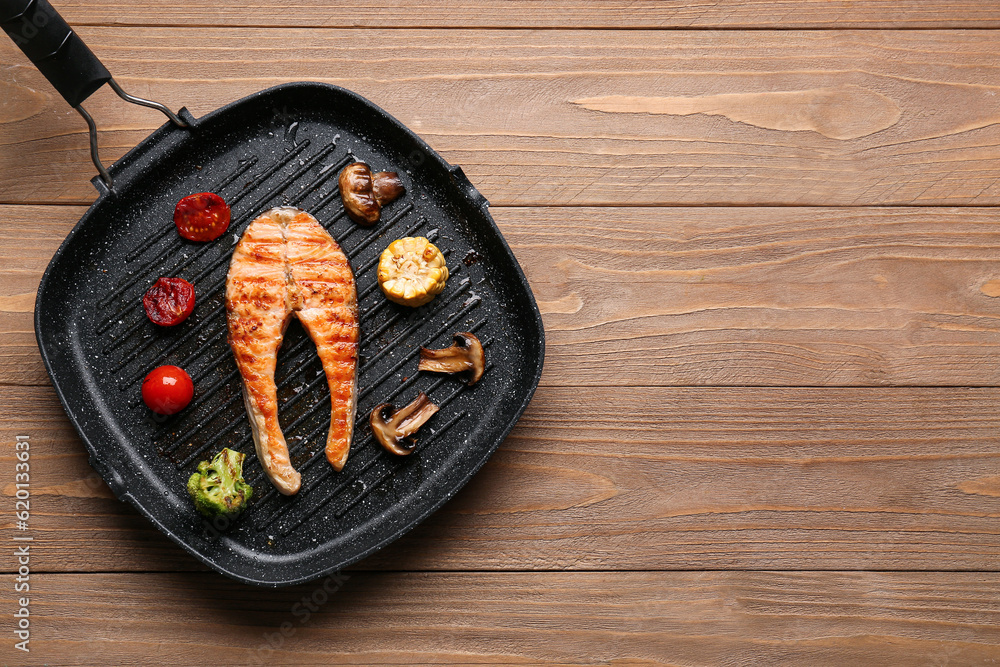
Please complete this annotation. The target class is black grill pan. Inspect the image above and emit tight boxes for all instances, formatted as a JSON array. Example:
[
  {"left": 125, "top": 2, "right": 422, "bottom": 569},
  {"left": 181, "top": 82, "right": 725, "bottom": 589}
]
[{"left": 7, "top": 0, "right": 544, "bottom": 586}]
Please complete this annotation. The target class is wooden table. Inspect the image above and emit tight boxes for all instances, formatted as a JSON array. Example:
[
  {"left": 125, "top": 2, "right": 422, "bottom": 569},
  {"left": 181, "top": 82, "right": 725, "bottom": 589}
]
[{"left": 3, "top": 2, "right": 1000, "bottom": 664}]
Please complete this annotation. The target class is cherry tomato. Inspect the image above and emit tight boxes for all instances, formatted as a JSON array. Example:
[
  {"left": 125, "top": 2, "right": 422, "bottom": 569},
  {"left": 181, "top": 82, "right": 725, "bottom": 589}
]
[
  {"left": 143, "top": 277, "right": 195, "bottom": 326},
  {"left": 174, "top": 192, "right": 230, "bottom": 242},
  {"left": 142, "top": 365, "right": 194, "bottom": 415}
]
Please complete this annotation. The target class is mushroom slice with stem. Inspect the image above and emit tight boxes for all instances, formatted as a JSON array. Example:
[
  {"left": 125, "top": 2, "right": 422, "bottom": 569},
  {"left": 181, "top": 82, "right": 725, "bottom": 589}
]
[
  {"left": 418, "top": 332, "right": 485, "bottom": 385},
  {"left": 370, "top": 392, "right": 440, "bottom": 456},
  {"left": 339, "top": 162, "right": 405, "bottom": 226}
]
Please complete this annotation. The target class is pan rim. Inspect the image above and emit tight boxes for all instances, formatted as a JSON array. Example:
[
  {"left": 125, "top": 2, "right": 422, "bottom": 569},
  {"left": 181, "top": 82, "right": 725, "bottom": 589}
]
[{"left": 34, "top": 81, "right": 545, "bottom": 586}]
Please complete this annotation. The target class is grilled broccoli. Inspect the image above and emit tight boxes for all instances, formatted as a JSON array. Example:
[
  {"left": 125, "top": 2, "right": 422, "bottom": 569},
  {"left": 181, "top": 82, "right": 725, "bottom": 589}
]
[{"left": 187, "top": 448, "right": 253, "bottom": 520}]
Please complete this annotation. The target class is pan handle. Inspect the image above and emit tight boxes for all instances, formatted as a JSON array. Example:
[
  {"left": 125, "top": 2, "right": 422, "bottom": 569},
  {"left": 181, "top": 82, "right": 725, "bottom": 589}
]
[
  {"left": 0, "top": 0, "right": 110, "bottom": 107},
  {"left": 0, "top": 0, "right": 187, "bottom": 188}
]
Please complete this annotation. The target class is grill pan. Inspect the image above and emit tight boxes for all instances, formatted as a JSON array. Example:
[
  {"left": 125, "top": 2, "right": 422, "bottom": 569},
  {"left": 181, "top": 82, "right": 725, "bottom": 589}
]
[{"left": 5, "top": 0, "right": 544, "bottom": 586}]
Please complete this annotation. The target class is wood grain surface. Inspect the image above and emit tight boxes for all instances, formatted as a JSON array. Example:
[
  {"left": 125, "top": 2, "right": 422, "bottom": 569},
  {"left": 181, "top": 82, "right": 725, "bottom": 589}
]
[
  {"left": 2, "top": 571, "right": 999, "bottom": 666},
  {"left": 2, "top": 29, "right": 1000, "bottom": 206},
  {"left": 3, "top": 2, "right": 1000, "bottom": 664},
  {"left": 51, "top": 0, "right": 1000, "bottom": 29},
  {"left": 6, "top": 382, "right": 1000, "bottom": 572}
]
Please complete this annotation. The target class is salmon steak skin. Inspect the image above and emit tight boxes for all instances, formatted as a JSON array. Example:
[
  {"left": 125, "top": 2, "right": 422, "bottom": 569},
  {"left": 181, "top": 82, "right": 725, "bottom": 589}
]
[{"left": 225, "top": 206, "right": 359, "bottom": 495}]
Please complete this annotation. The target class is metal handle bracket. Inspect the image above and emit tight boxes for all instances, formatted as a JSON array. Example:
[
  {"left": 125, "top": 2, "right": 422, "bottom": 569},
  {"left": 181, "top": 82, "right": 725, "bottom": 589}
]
[{"left": 76, "top": 78, "right": 189, "bottom": 189}]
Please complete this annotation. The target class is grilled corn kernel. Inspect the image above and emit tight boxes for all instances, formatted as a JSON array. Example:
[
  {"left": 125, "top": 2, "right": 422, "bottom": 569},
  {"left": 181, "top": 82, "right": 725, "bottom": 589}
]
[{"left": 378, "top": 237, "right": 449, "bottom": 307}]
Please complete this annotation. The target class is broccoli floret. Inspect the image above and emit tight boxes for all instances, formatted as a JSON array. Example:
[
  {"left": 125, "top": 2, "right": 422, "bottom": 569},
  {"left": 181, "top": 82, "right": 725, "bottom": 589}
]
[{"left": 187, "top": 448, "right": 253, "bottom": 520}]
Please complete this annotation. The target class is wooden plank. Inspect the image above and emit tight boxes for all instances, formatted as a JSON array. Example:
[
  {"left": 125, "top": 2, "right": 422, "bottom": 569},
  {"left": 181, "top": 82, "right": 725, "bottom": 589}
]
[
  {"left": 7, "top": 205, "right": 1000, "bottom": 387},
  {"left": 509, "top": 206, "right": 1000, "bottom": 387},
  {"left": 0, "top": 206, "right": 72, "bottom": 387},
  {"left": 2, "top": 571, "right": 999, "bottom": 665},
  {"left": 1, "top": 29, "right": 1000, "bottom": 206},
  {"left": 6, "top": 382, "right": 1000, "bottom": 573},
  {"left": 51, "top": 0, "right": 1000, "bottom": 29}
]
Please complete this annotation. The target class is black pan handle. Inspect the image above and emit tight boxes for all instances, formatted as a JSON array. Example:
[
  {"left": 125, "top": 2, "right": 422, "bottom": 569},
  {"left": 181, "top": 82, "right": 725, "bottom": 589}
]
[
  {"left": 0, "top": 0, "right": 187, "bottom": 189},
  {"left": 0, "top": 0, "right": 110, "bottom": 107}
]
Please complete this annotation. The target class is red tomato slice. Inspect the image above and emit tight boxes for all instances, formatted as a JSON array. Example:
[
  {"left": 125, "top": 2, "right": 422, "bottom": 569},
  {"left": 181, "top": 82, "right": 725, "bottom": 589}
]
[
  {"left": 142, "top": 365, "right": 194, "bottom": 415},
  {"left": 174, "top": 192, "right": 231, "bottom": 242},
  {"left": 143, "top": 277, "right": 195, "bottom": 326}
]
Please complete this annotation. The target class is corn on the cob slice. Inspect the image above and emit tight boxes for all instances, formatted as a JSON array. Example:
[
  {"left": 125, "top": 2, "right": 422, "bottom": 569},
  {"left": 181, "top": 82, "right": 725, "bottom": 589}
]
[{"left": 377, "top": 237, "right": 449, "bottom": 307}]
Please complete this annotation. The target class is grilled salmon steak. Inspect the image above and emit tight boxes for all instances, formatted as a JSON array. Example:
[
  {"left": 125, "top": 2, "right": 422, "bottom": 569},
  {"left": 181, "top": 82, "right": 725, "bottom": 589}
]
[{"left": 226, "top": 207, "right": 359, "bottom": 495}]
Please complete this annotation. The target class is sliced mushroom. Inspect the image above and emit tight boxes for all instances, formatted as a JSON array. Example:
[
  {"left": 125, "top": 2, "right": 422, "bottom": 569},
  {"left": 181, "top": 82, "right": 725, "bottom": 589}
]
[
  {"left": 339, "top": 162, "right": 405, "bottom": 226},
  {"left": 372, "top": 171, "right": 405, "bottom": 203},
  {"left": 370, "top": 392, "right": 440, "bottom": 456},
  {"left": 418, "top": 332, "right": 485, "bottom": 385}
]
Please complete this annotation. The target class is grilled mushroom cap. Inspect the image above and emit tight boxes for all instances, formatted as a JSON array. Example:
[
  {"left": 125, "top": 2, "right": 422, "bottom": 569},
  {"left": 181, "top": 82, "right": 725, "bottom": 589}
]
[
  {"left": 373, "top": 171, "right": 404, "bottom": 203},
  {"left": 339, "top": 162, "right": 405, "bottom": 226},
  {"left": 370, "top": 392, "right": 440, "bottom": 456},
  {"left": 418, "top": 332, "right": 485, "bottom": 385}
]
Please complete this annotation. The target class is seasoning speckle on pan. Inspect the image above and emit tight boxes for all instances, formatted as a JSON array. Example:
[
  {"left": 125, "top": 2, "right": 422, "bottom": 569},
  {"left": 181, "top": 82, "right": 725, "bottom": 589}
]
[{"left": 34, "top": 83, "right": 543, "bottom": 586}]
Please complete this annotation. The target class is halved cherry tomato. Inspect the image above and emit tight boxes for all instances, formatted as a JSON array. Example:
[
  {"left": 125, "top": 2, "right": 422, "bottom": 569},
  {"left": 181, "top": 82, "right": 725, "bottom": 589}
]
[
  {"left": 143, "top": 277, "right": 195, "bottom": 326},
  {"left": 174, "top": 192, "right": 230, "bottom": 242},
  {"left": 142, "top": 365, "right": 194, "bottom": 415}
]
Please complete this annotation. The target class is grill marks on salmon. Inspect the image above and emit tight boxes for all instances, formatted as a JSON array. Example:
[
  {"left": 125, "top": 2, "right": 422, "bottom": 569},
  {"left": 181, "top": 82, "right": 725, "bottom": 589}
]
[
  {"left": 226, "top": 207, "right": 359, "bottom": 496},
  {"left": 225, "top": 212, "right": 299, "bottom": 495},
  {"left": 285, "top": 213, "right": 359, "bottom": 472}
]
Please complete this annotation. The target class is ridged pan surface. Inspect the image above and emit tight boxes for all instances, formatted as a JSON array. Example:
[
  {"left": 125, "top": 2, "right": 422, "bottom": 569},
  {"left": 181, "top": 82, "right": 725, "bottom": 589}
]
[{"left": 34, "top": 83, "right": 545, "bottom": 586}]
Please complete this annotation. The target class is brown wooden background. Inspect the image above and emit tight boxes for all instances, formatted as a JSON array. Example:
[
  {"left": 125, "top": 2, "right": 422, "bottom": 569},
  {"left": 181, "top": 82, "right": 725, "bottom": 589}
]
[{"left": 3, "top": 1, "right": 1000, "bottom": 664}]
